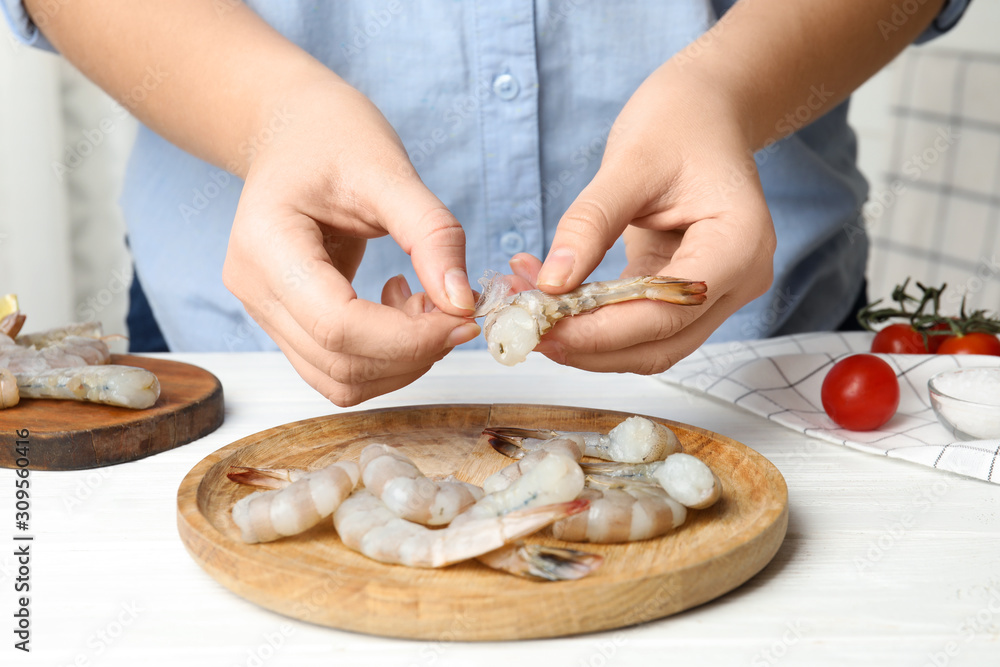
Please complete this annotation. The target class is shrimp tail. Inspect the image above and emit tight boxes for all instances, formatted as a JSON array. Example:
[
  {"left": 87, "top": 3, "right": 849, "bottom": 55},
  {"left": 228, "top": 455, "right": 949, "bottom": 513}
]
[
  {"left": 226, "top": 466, "right": 303, "bottom": 489},
  {"left": 0, "top": 312, "right": 26, "bottom": 339},
  {"left": 483, "top": 427, "right": 560, "bottom": 458},
  {"left": 516, "top": 543, "right": 604, "bottom": 581},
  {"left": 638, "top": 277, "right": 708, "bottom": 306}
]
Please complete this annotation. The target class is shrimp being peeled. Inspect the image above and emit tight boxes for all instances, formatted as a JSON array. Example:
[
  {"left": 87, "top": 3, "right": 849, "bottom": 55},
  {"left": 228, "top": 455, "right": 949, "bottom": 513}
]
[
  {"left": 552, "top": 476, "right": 686, "bottom": 543},
  {"left": 15, "top": 321, "right": 104, "bottom": 348},
  {"left": 333, "top": 489, "right": 588, "bottom": 568},
  {"left": 229, "top": 461, "right": 361, "bottom": 543},
  {"left": 473, "top": 272, "right": 707, "bottom": 366},
  {"left": 359, "top": 444, "right": 483, "bottom": 526},
  {"left": 580, "top": 452, "right": 722, "bottom": 510},
  {"left": 486, "top": 415, "right": 681, "bottom": 464},
  {"left": 14, "top": 365, "right": 159, "bottom": 409}
]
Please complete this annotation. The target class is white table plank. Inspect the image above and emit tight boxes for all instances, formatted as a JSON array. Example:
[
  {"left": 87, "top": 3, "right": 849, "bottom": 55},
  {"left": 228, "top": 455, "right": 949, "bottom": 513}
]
[{"left": 2, "top": 351, "right": 998, "bottom": 666}]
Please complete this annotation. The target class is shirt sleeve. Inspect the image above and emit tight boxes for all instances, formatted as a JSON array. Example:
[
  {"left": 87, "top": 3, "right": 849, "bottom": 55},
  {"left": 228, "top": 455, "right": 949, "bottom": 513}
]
[
  {"left": 1, "top": 0, "right": 56, "bottom": 52},
  {"left": 914, "top": 0, "right": 972, "bottom": 44}
]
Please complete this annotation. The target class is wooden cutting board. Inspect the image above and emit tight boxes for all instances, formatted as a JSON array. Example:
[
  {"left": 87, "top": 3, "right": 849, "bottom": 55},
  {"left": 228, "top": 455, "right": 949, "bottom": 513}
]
[
  {"left": 177, "top": 404, "right": 787, "bottom": 640},
  {"left": 0, "top": 354, "right": 224, "bottom": 470}
]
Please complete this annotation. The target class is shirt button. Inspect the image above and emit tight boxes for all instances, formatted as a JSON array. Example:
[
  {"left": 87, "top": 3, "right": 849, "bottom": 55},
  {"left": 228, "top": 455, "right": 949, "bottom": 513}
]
[
  {"left": 500, "top": 231, "right": 525, "bottom": 255},
  {"left": 492, "top": 74, "right": 520, "bottom": 101}
]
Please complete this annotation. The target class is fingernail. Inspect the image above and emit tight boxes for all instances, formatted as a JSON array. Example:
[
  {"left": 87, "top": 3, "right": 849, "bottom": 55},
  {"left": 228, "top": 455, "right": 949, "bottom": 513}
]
[
  {"left": 445, "top": 268, "right": 476, "bottom": 312},
  {"left": 538, "top": 249, "right": 575, "bottom": 288},
  {"left": 396, "top": 274, "right": 412, "bottom": 300},
  {"left": 446, "top": 322, "right": 481, "bottom": 347}
]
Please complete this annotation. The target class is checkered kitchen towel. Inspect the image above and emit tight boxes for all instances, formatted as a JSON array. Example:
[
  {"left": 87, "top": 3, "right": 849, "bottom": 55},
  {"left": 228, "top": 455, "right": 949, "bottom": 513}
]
[{"left": 659, "top": 332, "right": 1000, "bottom": 484}]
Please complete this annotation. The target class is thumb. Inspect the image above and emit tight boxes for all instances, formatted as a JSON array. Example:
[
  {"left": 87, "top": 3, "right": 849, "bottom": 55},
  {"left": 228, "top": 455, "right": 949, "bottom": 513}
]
[
  {"left": 378, "top": 176, "right": 476, "bottom": 316},
  {"left": 537, "top": 164, "right": 646, "bottom": 292}
]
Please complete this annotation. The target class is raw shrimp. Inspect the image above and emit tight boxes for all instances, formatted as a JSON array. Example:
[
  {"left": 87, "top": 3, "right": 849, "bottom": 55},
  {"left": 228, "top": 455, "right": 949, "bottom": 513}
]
[
  {"left": 486, "top": 415, "right": 681, "bottom": 464},
  {"left": 580, "top": 452, "right": 722, "bottom": 510},
  {"left": 0, "top": 336, "right": 111, "bottom": 374},
  {"left": 455, "top": 446, "right": 585, "bottom": 524},
  {"left": 551, "top": 476, "right": 686, "bottom": 543},
  {"left": 333, "top": 489, "right": 587, "bottom": 568},
  {"left": 481, "top": 436, "right": 583, "bottom": 494},
  {"left": 16, "top": 322, "right": 104, "bottom": 348},
  {"left": 0, "top": 368, "right": 19, "bottom": 409},
  {"left": 14, "top": 365, "right": 160, "bottom": 409},
  {"left": 473, "top": 272, "right": 707, "bottom": 366},
  {"left": 229, "top": 460, "right": 361, "bottom": 543},
  {"left": 359, "top": 444, "right": 483, "bottom": 525}
]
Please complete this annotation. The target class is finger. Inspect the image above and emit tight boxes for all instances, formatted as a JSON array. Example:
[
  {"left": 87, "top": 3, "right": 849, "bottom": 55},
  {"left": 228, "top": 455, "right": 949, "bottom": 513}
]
[
  {"left": 254, "top": 302, "right": 456, "bottom": 386},
  {"left": 380, "top": 274, "right": 412, "bottom": 309},
  {"left": 268, "top": 327, "right": 438, "bottom": 407},
  {"left": 541, "top": 294, "right": 740, "bottom": 375},
  {"left": 509, "top": 253, "right": 542, "bottom": 286},
  {"left": 537, "top": 160, "right": 649, "bottom": 292},
  {"left": 254, "top": 217, "right": 479, "bottom": 360},
  {"left": 376, "top": 180, "right": 476, "bottom": 316}
]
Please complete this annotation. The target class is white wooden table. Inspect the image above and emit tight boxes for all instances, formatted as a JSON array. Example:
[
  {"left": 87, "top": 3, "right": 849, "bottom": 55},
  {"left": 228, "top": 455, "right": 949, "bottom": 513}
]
[{"left": 2, "top": 351, "right": 998, "bottom": 666}]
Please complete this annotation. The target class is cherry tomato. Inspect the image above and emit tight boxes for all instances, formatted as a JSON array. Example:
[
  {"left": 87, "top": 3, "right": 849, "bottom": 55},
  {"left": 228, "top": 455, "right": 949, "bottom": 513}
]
[
  {"left": 821, "top": 354, "right": 900, "bottom": 431},
  {"left": 937, "top": 332, "right": 1000, "bottom": 356},
  {"left": 871, "top": 323, "right": 928, "bottom": 354}
]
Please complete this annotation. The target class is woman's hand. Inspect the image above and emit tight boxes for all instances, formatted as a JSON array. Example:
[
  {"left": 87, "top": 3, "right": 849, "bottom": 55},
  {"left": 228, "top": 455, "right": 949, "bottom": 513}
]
[
  {"left": 527, "top": 67, "right": 776, "bottom": 374},
  {"left": 223, "top": 79, "right": 479, "bottom": 406}
]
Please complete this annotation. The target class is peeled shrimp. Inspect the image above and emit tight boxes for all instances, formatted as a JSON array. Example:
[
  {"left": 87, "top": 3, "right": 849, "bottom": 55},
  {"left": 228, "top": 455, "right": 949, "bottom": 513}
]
[
  {"left": 0, "top": 368, "right": 19, "bottom": 409},
  {"left": 474, "top": 272, "right": 707, "bottom": 366},
  {"left": 486, "top": 415, "right": 681, "bottom": 464},
  {"left": 14, "top": 365, "right": 160, "bottom": 409},
  {"left": 580, "top": 452, "right": 722, "bottom": 510},
  {"left": 359, "top": 444, "right": 483, "bottom": 526},
  {"left": 552, "top": 476, "right": 686, "bottom": 543},
  {"left": 229, "top": 461, "right": 361, "bottom": 543},
  {"left": 333, "top": 489, "right": 587, "bottom": 568},
  {"left": 481, "top": 436, "right": 583, "bottom": 494}
]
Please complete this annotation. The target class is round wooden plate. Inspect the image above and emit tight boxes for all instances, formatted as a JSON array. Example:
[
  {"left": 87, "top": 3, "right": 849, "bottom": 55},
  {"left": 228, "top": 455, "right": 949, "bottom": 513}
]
[
  {"left": 176, "top": 404, "right": 787, "bottom": 641},
  {"left": 0, "top": 354, "right": 224, "bottom": 470}
]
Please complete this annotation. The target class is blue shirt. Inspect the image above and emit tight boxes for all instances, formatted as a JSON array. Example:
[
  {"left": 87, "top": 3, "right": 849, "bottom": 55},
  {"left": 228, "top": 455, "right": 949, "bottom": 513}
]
[{"left": 3, "top": 0, "right": 971, "bottom": 351}]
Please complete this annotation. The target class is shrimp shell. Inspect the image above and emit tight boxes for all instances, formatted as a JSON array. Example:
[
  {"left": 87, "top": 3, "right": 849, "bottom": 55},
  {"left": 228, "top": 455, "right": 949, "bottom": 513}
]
[
  {"left": 359, "top": 444, "right": 483, "bottom": 526},
  {"left": 486, "top": 416, "right": 681, "bottom": 464},
  {"left": 579, "top": 452, "right": 722, "bottom": 510},
  {"left": 333, "top": 489, "right": 588, "bottom": 568},
  {"left": 14, "top": 365, "right": 160, "bottom": 409},
  {"left": 474, "top": 272, "right": 707, "bottom": 366},
  {"left": 475, "top": 542, "right": 603, "bottom": 581},
  {"left": 552, "top": 481, "right": 686, "bottom": 543},
  {"left": 16, "top": 322, "right": 104, "bottom": 348},
  {"left": 230, "top": 461, "right": 361, "bottom": 543},
  {"left": 0, "top": 336, "right": 111, "bottom": 374}
]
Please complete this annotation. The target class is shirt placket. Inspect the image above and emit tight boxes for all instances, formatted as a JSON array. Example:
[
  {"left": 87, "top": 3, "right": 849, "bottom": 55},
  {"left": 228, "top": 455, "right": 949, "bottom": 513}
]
[{"left": 474, "top": 0, "right": 543, "bottom": 270}]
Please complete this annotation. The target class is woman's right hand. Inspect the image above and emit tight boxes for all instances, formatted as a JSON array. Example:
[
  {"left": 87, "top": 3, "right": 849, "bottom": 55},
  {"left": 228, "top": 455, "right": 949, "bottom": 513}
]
[{"left": 223, "top": 79, "right": 480, "bottom": 406}]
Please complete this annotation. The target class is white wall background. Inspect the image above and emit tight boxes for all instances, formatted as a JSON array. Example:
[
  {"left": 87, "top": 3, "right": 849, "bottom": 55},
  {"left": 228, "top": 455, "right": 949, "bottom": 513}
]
[{"left": 0, "top": 2, "right": 997, "bottom": 348}]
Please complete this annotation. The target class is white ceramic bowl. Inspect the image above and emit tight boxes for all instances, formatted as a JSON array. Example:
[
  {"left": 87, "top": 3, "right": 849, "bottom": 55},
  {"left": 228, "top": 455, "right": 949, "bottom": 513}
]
[{"left": 928, "top": 368, "right": 1000, "bottom": 441}]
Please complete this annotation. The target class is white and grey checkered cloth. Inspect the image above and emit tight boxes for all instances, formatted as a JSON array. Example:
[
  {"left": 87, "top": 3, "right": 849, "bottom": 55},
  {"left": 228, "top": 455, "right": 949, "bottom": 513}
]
[{"left": 660, "top": 333, "right": 1000, "bottom": 484}]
